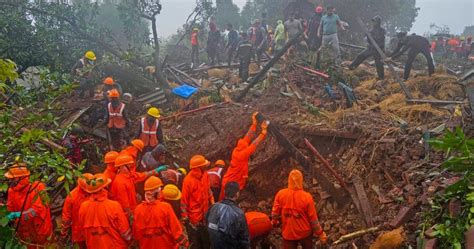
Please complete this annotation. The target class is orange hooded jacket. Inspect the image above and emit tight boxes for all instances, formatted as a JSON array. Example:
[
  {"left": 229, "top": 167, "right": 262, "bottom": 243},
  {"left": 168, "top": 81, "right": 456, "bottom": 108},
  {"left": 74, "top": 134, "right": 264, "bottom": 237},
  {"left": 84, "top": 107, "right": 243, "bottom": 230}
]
[
  {"left": 110, "top": 171, "right": 147, "bottom": 216},
  {"left": 181, "top": 168, "right": 214, "bottom": 225},
  {"left": 61, "top": 186, "right": 89, "bottom": 242},
  {"left": 271, "top": 170, "right": 323, "bottom": 241},
  {"left": 220, "top": 124, "right": 265, "bottom": 200},
  {"left": 133, "top": 200, "right": 187, "bottom": 249},
  {"left": 119, "top": 147, "right": 139, "bottom": 172},
  {"left": 7, "top": 178, "right": 53, "bottom": 247},
  {"left": 78, "top": 189, "right": 132, "bottom": 249},
  {"left": 103, "top": 162, "right": 117, "bottom": 182}
]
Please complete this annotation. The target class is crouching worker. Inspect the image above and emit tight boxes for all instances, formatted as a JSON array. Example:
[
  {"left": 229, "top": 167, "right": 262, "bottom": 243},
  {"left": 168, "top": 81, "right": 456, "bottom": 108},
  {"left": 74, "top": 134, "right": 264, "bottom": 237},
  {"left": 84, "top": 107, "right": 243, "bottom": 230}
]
[
  {"left": 133, "top": 176, "right": 189, "bottom": 249},
  {"left": 246, "top": 211, "right": 274, "bottom": 249},
  {"left": 161, "top": 184, "right": 183, "bottom": 219}
]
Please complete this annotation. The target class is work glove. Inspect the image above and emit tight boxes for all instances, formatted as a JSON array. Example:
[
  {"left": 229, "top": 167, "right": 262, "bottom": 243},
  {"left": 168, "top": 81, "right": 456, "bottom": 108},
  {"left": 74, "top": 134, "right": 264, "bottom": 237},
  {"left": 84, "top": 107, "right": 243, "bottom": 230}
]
[
  {"left": 252, "top": 112, "right": 259, "bottom": 125},
  {"left": 319, "top": 231, "right": 327, "bottom": 244},
  {"left": 261, "top": 121, "right": 270, "bottom": 135},
  {"left": 6, "top": 212, "right": 21, "bottom": 220},
  {"left": 155, "top": 165, "right": 168, "bottom": 174}
]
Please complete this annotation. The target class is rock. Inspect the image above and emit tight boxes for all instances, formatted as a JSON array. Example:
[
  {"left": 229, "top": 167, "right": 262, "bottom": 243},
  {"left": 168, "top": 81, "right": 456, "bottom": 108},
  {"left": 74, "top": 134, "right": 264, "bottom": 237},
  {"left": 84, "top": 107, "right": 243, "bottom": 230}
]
[{"left": 448, "top": 198, "right": 462, "bottom": 218}]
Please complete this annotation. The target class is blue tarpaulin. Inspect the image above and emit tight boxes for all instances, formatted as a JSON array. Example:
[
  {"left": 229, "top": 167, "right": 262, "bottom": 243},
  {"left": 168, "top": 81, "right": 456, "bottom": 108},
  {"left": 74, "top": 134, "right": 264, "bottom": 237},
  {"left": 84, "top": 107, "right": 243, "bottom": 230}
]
[{"left": 172, "top": 84, "right": 198, "bottom": 99}]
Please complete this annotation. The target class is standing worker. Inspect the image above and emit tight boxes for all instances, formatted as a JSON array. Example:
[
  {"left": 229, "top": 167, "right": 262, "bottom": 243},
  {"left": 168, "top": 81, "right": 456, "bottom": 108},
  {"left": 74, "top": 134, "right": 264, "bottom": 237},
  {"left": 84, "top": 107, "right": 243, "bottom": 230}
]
[
  {"left": 236, "top": 32, "right": 255, "bottom": 81},
  {"left": 181, "top": 155, "right": 214, "bottom": 249},
  {"left": 103, "top": 151, "right": 119, "bottom": 182},
  {"left": 207, "top": 29, "right": 221, "bottom": 65},
  {"left": 102, "top": 76, "right": 122, "bottom": 101},
  {"left": 5, "top": 164, "right": 53, "bottom": 248},
  {"left": 318, "top": 6, "right": 346, "bottom": 63},
  {"left": 273, "top": 20, "right": 286, "bottom": 52},
  {"left": 349, "top": 16, "right": 386, "bottom": 80},
  {"left": 136, "top": 107, "right": 163, "bottom": 153},
  {"left": 307, "top": 6, "right": 324, "bottom": 51},
  {"left": 219, "top": 112, "right": 268, "bottom": 200},
  {"left": 78, "top": 173, "right": 132, "bottom": 249},
  {"left": 389, "top": 32, "right": 435, "bottom": 80},
  {"left": 271, "top": 170, "right": 327, "bottom": 249},
  {"left": 191, "top": 28, "right": 200, "bottom": 67},
  {"left": 133, "top": 176, "right": 189, "bottom": 249},
  {"left": 207, "top": 182, "right": 250, "bottom": 249},
  {"left": 61, "top": 173, "right": 93, "bottom": 249},
  {"left": 161, "top": 184, "right": 183, "bottom": 219},
  {"left": 248, "top": 19, "right": 268, "bottom": 66},
  {"left": 226, "top": 24, "right": 239, "bottom": 67},
  {"left": 207, "top": 159, "right": 226, "bottom": 201},
  {"left": 105, "top": 89, "right": 129, "bottom": 150},
  {"left": 285, "top": 14, "right": 303, "bottom": 49},
  {"left": 71, "top": 50, "right": 96, "bottom": 98}
]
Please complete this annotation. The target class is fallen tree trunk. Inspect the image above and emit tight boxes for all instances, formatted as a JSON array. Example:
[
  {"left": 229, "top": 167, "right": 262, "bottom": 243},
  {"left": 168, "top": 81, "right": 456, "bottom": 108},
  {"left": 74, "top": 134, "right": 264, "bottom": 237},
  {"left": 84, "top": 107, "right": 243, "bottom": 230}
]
[{"left": 235, "top": 32, "right": 303, "bottom": 102}]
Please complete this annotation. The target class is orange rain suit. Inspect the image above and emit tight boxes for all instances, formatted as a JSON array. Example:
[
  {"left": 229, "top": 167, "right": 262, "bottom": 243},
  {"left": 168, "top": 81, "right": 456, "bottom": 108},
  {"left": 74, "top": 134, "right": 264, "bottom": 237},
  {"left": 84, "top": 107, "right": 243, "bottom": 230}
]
[
  {"left": 103, "top": 162, "right": 118, "bottom": 182},
  {"left": 61, "top": 185, "right": 89, "bottom": 243},
  {"left": 7, "top": 178, "right": 53, "bottom": 248},
  {"left": 110, "top": 171, "right": 147, "bottom": 216},
  {"left": 181, "top": 168, "right": 214, "bottom": 225},
  {"left": 133, "top": 199, "right": 187, "bottom": 249},
  {"left": 78, "top": 189, "right": 132, "bottom": 249}
]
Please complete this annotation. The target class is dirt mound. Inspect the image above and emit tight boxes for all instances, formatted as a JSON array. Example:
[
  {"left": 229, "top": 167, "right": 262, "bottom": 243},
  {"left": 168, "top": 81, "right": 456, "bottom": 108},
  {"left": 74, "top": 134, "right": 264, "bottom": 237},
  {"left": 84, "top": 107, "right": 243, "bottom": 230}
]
[{"left": 370, "top": 228, "right": 405, "bottom": 249}]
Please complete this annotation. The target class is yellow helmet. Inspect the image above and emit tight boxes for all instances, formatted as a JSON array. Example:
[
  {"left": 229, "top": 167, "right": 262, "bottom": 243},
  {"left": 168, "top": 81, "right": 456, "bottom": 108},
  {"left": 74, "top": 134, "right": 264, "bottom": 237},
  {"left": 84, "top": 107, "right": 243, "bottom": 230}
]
[
  {"left": 147, "top": 107, "right": 161, "bottom": 118},
  {"left": 177, "top": 168, "right": 187, "bottom": 176},
  {"left": 85, "top": 51, "right": 96, "bottom": 61},
  {"left": 162, "top": 184, "right": 182, "bottom": 200}
]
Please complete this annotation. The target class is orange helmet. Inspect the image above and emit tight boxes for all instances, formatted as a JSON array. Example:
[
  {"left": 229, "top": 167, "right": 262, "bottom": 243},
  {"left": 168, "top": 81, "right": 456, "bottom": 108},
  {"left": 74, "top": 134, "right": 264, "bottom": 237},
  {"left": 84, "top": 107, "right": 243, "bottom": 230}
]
[
  {"left": 131, "top": 139, "right": 145, "bottom": 151},
  {"left": 104, "top": 151, "right": 119, "bottom": 164},
  {"left": 162, "top": 184, "right": 182, "bottom": 200},
  {"left": 114, "top": 154, "right": 135, "bottom": 167},
  {"left": 189, "top": 155, "right": 210, "bottom": 169},
  {"left": 144, "top": 176, "right": 163, "bottom": 191},
  {"left": 84, "top": 173, "right": 111, "bottom": 193},
  {"left": 215, "top": 160, "right": 225, "bottom": 167},
  {"left": 78, "top": 173, "right": 93, "bottom": 191},
  {"left": 108, "top": 89, "right": 120, "bottom": 98},
  {"left": 4, "top": 163, "right": 30, "bottom": 179},
  {"left": 103, "top": 77, "right": 115, "bottom": 85}
]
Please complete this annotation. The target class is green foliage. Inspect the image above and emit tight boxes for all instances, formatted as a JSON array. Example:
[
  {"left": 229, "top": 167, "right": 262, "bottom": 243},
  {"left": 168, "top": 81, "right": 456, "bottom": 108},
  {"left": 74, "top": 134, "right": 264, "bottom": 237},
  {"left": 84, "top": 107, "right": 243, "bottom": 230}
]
[
  {"left": 422, "top": 128, "right": 474, "bottom": 247},
  {"left": 0, "top": 59, "right": 18, "bottom": 91},
  {"left": 215, "top": 0, "right": 241, "bottom": 29}
]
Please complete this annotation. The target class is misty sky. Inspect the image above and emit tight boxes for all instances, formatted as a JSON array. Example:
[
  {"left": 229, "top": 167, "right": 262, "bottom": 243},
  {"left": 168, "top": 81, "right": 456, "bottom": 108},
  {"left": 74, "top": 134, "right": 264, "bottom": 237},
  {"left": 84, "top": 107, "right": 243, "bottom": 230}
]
[{"left": 157, "top": 0, "right": 474, "bottom": 38}]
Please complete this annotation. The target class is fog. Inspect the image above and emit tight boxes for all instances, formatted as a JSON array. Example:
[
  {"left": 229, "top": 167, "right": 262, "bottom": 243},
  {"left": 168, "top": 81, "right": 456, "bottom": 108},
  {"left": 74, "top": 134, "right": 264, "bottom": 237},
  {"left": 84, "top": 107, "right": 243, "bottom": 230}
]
[{"left": 156, "top": 0, "right": 474, "bottom": 38}]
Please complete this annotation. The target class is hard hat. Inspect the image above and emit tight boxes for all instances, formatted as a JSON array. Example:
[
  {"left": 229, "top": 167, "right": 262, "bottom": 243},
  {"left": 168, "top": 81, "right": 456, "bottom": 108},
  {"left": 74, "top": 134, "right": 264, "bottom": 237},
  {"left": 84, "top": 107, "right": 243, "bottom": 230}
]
[
  {"left": 4, "top": 163, "right": 30, "bottom": 179},
  {"left": 78, "top": 173, "right": 93, "bottom": 191},
  {"left": 114, "top": 154, "right": 135, "bottom": 167},
  {"left": 104, "top": 151, "right": 119, "bottom": 164},
  {"left": 108, "top": 89, "right": 120, "bottom": 98},
  {"left": 144, "top": 176, "right": 163, "bottom": 191},
  {"left": 84, "top": 173, "right": 111, "bottom": 193},
  {"left": 147, "top": 107, "right": 161, "bottom": 118},
  {"left": 460, "top": 36, "right": 465, "bottom": 41},
  {"left": 315, "top": 6, "right": 323, "bottom": 13},
  {"left": 85, "top": 51, "right": 96, "bottom": 61},
  {"left": 162, "top": 184, "right": 182, "bottom": 200},
  {"left": 131, "top": 139, "right": 145, "bottom": 151},
  {"left": 189, "top": 155, "right": 210, "bottom": 169},
  {"left": 372, "top": 15, "right": 382, "bottom": 24},
  {"left": 215, "top": 160, "right": 225, "bottom": 167},
  {"left": 177, "top": 168, "right": 187, "bottom": 176},
  {"left": 193, "top": 28, "right": 199, "bottom": 32},
  {"left": 103, "top": 77, "right": 115, "bottom": 85},
  {"left": 268, "top": 29, "right": 273, "bottom": 34}
]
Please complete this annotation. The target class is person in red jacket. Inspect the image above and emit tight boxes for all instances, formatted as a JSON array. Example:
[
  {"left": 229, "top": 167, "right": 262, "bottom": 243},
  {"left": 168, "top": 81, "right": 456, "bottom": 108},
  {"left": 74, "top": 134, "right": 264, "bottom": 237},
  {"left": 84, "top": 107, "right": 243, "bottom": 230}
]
[
  {"left": 109, "top": 154, "right": 160, "bottom": 218},
  {"left": 103, "top": 151, "right": 119, "bottom": 182},
  {"left": 219, "top": 112, "right": 268, "bottom": 200},
  {"left": 5, "top": 164, "right": 53, "bottom": 248},
  {"left": 61, "top": 173, "right": 93, "bottom": 248},
  {"left": 78, "top": 173, "right": 132, "bottom": 249},
  {"left": 191, "top": 28, "right": 200, "bottom": 66},
  {"left": 246, "top": 211, "right": 274, "bottom": 249},
  {"left": 181, "top": 154, "right": 214, "bottom": 249},
  {"left": 133, "top": 176, "right": 189, "bottom": 249},
  {"left": 271, "top": 169, "right": 327, "bottom": 249},
  {"left": 207, "top": 159, "right": 225, "bottom": 201}
]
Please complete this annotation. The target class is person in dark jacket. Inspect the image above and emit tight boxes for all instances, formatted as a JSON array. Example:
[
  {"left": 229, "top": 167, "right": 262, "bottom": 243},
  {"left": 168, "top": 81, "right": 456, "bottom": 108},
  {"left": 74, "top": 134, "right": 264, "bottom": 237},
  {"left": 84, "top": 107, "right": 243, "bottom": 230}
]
[
  {"left": 236, "top": 32, "right": 255, "bottom": 81},
  {"left": 227, "top": 24, "right": 239, "bottom": 67},
  {"left": 207, "top": 181, "right": 250, "bottom": 249},
  {"left": 349, "top": 16, "right": 386, "bottom": 79},
  {"left": 307, "top": 6, "right": 324, "bottom": 51},
  {"left": 389, "top": 32, "right": 435, "bottom": 80},
  {"left": 207, "top": 30, "right": 221, "bottom": 65},
  {"left": 248, "top": 19, "right": 267, "bottom": 66}
]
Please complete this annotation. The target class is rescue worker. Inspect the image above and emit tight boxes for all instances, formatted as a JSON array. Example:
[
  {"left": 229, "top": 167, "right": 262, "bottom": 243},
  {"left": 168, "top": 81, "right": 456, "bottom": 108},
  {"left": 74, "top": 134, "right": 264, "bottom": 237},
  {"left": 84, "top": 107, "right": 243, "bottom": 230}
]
[
  {"left": 159, "top": 166, "right": 186, "bottom": 189},
  {"left": 271, "top": 170, "right": 327, "bottom": 249},
  {"left": 136, "top": 107, "right": 163, "bottom": 152},
  {"left": 71, "top": 50, "right": 96, "bottom": 98},
  {"left": 141, "top": 144, "right": 166, "bottom": 170},
  {"left": 102, "top": 76, "right": 123, "bottom": 100},
  {"left": 207, "top": 28, "right": 221, "bottom": 65},
  {"left": 236, "top": 32, "right": 255, "bottom": 81},
  {"left": 307, "top": 6, "right": 324, "bottom": 51},
  {"left": 389, "top": 32, "right": 435, "bottom": 80},
  {"left": 318, "top": 6, "right": 346, "bottom": 63},
  {"left": 207, "top": 159, "right": 226, "bottom": 201},
  {"left": 181, "top": 155, "right": 214, "bottom": 249},
  {"left": 191, "top": 28, "right": 200, "bottom": 67},
  {"left": 273, "top": 20, "right": 286, "bottom": 52},
  {"left": 119, "top": 139, "right": 145, "bottom": 175},
  {"left": 105, "top": 89, "right": 129, "bottom": 150},
  {"left": 246, "top": 211, "right": 273, "bottom": 249},
  {"left": 432, "top": 36, "right": 447, "bottom": 57},
  {"left": 226, "top": 24, "right": 239, "bottom": 67},
  {"left": 133, "top": 176, "right": 189, "bottom": 249},
  {"left": 5, "top": 164, "right": 53, "bottom": 248},
  {"left": 103, "top": 151, "right": 119, "bottom": 181},
  {"left": 285, "top": 14, "right": 303, "bottom": 44},
  {"left": 161, "top": 184, "right": 183, "bottom": 219},
  {"left": 78, "top": 173, "right": 132, "bottom": 248},
  {"left": 349, "top": 15, "right": 386, "bottom": 80},
  {"left": 248, "top": 19, "right": 268, "bottom": 66},
  {"left": 109, "top": 154, "right": 161, "bottom": 218},
  {"left": 61, "top": 173, "right": 93, "bottom": 249},
  {"left": 207, "top": 182, "right": 250, "bottom": 249},
  {"left": 219, "top": 112, "right": 268, "bottom": 200}
]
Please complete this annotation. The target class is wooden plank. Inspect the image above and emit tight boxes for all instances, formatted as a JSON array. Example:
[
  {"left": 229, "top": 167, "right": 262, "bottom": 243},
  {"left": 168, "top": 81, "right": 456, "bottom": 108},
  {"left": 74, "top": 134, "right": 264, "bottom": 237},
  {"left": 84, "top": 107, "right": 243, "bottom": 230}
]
[
  {"left": 288, "top": 82, "right": 304, "bottom": 99},
  {"left": 406, "top": 99, "right": 465, "bottom": 105},
  {"left": 60, "top": 105, "right": 92, "bottom": 128},
  {"left": 353, "top": 177, "right": 374, "bottom": 227}
]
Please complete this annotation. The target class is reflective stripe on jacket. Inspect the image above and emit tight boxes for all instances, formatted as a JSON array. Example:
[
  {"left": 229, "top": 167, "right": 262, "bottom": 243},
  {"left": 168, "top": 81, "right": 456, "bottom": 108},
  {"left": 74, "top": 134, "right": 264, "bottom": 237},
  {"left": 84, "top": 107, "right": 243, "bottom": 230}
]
[
  {"left": 107, "top": 103, "right": 126, "bottom": 129},
  {"left": 139, "top": 117, "right": 159, "bottom": 147}
]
